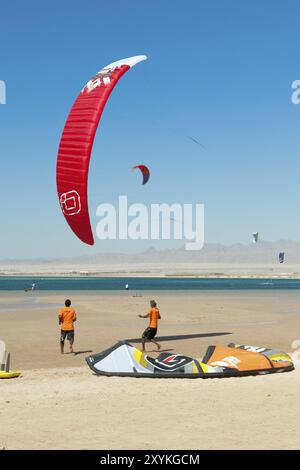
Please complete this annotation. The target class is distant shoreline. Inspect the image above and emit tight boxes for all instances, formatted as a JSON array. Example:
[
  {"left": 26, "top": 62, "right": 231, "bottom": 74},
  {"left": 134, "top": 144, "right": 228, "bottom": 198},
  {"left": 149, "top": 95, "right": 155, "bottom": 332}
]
[{"left": 1, "top": 272, "right": 300, "bottom": 279}]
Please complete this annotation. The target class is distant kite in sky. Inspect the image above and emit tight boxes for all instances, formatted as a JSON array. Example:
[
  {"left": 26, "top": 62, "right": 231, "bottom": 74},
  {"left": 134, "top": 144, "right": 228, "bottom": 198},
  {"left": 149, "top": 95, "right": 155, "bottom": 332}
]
[
  {"left": 132, "top": 165, "right": 150, "bottom": 185},
  {"left": 186, "top": 136, "right": 207, "bottom": 150},
  {"left": 56, "top": 55, "right": 147, "bottom": 245}
]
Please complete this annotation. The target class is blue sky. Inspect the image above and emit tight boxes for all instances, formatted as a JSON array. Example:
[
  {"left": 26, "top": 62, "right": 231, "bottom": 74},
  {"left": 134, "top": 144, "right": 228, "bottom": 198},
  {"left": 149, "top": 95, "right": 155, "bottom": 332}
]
[{"left": 0, "top": 0, "right": 300, "bottom": 258}]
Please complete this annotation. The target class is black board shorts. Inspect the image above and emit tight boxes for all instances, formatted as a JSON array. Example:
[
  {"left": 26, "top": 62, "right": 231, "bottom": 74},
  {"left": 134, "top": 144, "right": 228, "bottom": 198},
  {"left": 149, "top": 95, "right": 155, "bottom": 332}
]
[
  {"left": 142, "top": 327, "right": 157, "bottom": 340},
  {"left": 60, "top": 330, "right": 74, "bottom": 342}
]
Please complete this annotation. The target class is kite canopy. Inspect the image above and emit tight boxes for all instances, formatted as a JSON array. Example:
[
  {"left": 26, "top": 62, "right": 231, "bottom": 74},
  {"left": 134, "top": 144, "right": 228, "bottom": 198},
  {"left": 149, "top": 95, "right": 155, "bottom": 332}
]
[
  {"left": 132, "top": 164, "right": 150, "bottom": 185},
  {"left": 86, "top": 342, "right": 293, "bottom": 378},
  {"left": 56, "top": 55, "right": 147, "bottom": 245}
]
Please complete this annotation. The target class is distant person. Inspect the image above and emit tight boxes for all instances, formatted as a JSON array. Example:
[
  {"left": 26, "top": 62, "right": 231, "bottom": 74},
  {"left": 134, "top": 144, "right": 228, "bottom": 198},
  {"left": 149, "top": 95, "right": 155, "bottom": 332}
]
[
  {"left": 125, "top": 283, "right": 129, "bottom": 290},
  {"left": 58, "top": 299, "right": 77, "bottom": 354},
  {"left": 138, "top": 300, "right": 161, "bottom": 352},
  {"left": 24, "top": 282, "right": 36, "bottom": 292}
]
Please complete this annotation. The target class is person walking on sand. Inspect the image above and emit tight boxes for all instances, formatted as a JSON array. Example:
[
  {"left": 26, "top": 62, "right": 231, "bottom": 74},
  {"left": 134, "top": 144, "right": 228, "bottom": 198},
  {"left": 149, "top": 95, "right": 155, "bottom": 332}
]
[
  {"left": 58, "top": 299, "right": 77, "bottom": 354},
  {"left": 138, "top": 299, "right": 161, "bottom": 352}
]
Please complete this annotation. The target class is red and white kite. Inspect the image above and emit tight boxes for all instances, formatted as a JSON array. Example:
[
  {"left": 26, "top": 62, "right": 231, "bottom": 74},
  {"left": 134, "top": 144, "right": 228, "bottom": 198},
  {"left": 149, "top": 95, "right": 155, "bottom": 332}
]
[{"left": 56, "top": 55, "right": 147, "bottom": 245}]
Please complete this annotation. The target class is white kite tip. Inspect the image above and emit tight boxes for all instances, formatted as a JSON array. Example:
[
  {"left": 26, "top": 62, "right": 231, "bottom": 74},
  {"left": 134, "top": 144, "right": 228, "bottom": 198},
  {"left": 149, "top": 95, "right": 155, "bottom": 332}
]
[
  {"left": 103, "top": 55, "right": 147, "bottom": 71},
  {"left": 126, "top": 55, "right": 147, "bottom": 67}
]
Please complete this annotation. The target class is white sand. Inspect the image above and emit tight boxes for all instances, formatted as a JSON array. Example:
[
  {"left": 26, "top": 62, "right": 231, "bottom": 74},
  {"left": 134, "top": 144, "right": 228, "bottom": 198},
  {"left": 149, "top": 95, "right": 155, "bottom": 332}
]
[
  {"left": 1, "top": 365, "right": 299, "bottom": 450},
  {"left": 1, "top": 291, "right": 300, "bottom": 449}
]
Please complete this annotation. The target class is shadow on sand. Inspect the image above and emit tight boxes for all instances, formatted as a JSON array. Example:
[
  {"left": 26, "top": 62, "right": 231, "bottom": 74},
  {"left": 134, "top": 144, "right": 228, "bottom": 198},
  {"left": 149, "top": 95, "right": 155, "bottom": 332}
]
[
  {"left": 73, "top": 350, "right": 93, "bottom": 356},
  {"left": 125, "top": 332, "right": 232, "bottom": 344}
]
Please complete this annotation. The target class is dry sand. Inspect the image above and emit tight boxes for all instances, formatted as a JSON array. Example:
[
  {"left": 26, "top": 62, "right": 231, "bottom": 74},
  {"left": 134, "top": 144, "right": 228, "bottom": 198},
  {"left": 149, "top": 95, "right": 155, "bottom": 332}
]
[{"left": 1, "top": 290, "right": 300, "bottom": 449}]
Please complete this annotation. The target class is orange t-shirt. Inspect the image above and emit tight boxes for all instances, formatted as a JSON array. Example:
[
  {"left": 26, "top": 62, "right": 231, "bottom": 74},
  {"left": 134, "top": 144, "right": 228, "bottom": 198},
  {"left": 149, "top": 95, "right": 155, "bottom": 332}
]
[
  {"left": 59, "top": 307, "right": 77, "bottom": 331},
  {"left": 147, "top": 307, "right": 161, "bottom": 329}
]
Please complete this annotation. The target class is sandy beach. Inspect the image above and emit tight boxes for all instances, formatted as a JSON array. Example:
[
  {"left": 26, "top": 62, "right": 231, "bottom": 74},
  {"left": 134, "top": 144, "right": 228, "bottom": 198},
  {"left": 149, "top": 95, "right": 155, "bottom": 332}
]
[
  {"left": 1, "top": 290, "right": 300, "bottom": 449},
  {"left": 0, "top": 291, "right": 300, "bottom": 449}
]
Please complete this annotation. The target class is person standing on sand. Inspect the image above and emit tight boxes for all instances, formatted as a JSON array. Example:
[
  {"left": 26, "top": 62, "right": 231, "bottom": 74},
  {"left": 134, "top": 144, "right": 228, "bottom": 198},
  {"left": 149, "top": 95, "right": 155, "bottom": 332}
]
[
  {"left": 58, "top": 299, "right": 77, "bottom": 354},
  {"left": 138, "top": 300, "right": 161, "bottom": 352}
]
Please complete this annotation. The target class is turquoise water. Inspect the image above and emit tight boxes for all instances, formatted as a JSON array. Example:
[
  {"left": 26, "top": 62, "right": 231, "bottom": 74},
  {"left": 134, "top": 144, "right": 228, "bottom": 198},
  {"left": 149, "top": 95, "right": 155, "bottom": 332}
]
[{"left": 1, "top": 276, "right": 300, "bottom": 291}]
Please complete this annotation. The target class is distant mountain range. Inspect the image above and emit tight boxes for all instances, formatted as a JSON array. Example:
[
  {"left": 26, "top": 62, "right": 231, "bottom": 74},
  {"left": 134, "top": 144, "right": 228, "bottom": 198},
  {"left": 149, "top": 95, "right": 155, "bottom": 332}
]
[
  {"left": 0, "top": 241, "right": 299, "bottom": 274},
  {"left": 0, "top": 240, "right": 299, "bottom": 264}
]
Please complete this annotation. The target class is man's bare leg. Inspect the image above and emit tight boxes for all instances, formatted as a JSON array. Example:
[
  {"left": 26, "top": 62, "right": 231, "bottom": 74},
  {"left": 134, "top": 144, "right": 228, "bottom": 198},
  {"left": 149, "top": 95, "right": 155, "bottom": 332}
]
[
  {"left": 141, "top": 337, "right": 146, "bottom": 352},
  {"left": 150, "top": 339, "right": 161, "bottom": 350},
  {"left": 69, "top": 339, "right": 74, "bottom": 353},
  {"left": 60, "top": 341, "right": 64, "bottom": 354}
]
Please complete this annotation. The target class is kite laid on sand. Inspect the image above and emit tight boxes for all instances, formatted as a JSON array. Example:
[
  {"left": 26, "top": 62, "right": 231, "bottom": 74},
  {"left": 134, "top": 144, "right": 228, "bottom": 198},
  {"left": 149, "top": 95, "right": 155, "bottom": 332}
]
[{"left": 86, "top": 341, "right": 293, "bottom": 378}]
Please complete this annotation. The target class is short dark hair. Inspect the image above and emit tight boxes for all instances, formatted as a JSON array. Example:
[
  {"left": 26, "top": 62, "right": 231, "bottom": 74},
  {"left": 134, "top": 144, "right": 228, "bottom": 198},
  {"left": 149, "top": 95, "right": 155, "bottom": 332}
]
[
  {"left": 150, "top": 299, "right": 157, "bottom": 308},
  {"left": 65, "top": 299, "right": 71, "bottom": 307}
]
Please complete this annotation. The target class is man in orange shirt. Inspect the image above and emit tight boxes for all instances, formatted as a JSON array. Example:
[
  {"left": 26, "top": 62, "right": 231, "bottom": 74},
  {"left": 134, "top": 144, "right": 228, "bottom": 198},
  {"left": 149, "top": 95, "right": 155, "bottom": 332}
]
[
  {"left": 58, "top": 299, "right": 77, "bottom": 354},
  {"left": 138, "top": 300, "right": 161, "bottom": 352}
]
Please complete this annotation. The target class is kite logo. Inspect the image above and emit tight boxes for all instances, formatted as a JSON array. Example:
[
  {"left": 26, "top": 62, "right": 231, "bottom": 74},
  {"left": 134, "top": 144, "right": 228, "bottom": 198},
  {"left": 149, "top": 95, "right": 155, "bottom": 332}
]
[
  {"left": 240, "top": 345, "right": 266, "bottom": 353},
  {"left": 59, "top": 190, "right": 81, "bottom": 216},
  {"left": 146, "top": 354, "right": 193, "bottom": 371},
  {"left": 83, "top": 68, "right": 114, "bottom": 93},
  {"left": 0, "top": 80, "right": 6, "bottom": 105}
]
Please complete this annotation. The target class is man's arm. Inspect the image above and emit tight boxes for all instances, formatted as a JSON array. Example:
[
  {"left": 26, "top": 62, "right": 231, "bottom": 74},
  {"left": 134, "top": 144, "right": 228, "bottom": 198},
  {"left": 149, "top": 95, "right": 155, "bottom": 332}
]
[{"left": 138, "top": 313, "right": 149, "bottom": 318}]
